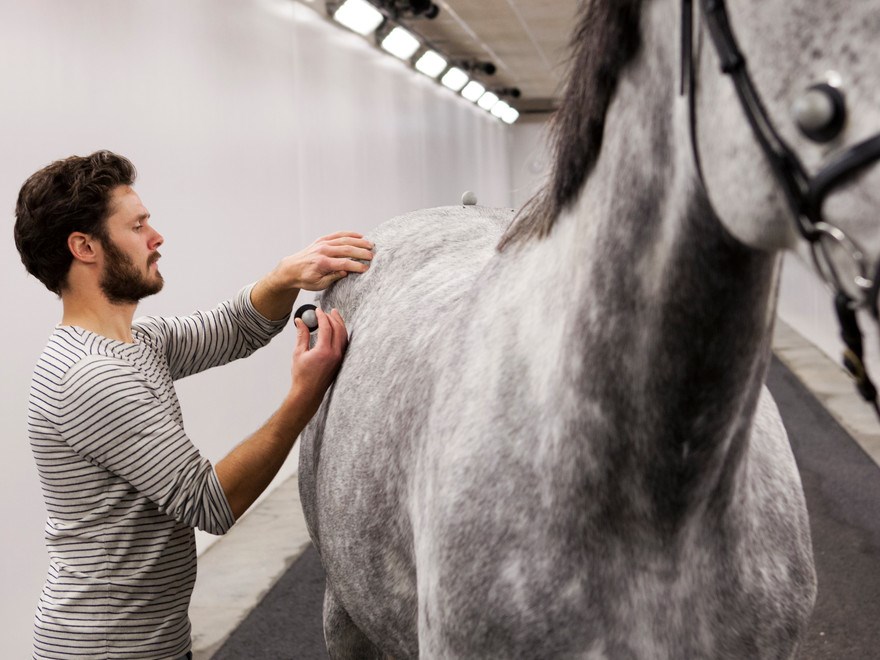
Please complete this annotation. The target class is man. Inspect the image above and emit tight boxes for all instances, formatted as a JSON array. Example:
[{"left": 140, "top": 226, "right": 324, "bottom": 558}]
[{"left": 14, "top": 151, "right": 374, "bottom": 659}]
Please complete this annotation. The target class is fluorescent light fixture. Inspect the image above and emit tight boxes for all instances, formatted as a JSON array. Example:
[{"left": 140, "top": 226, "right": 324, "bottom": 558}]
[
  {"left": 415, "top": 50, "right": 447, "bottom": 78},
  {"left": 461, "top": 81, "right": 485, "bottom": 102},
  {"left": 477, "top": 91, "right": 499, "bottom": 110},
  {"left": 333, "top": 0, "right": 384, "bottom": 37},
  {"left": 440, "top": 67, "right": 468, "bottom": 91},
  {"left": 491, "top": 100, "right": 510, "bottom": 118},
  {"left": 382, "top": 26, "right": 420, "bottom": 60},
  {"left": 501, "top": 106, "right": 520, "bottom": 124}
]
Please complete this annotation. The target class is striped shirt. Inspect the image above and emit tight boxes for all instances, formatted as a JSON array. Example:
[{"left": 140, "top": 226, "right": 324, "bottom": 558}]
[{"left": 28, "top": 285, "right": 288, "bottom": 659}]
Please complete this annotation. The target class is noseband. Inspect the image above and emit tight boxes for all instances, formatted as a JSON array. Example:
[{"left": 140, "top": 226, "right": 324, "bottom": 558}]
[{"left": 682, "top": 0, "right": 880, "bottom": 417}]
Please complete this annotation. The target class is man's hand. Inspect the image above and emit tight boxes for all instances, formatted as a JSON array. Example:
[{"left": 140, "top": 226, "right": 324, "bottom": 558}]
[
  {"left": 251, "top": 231, "right": 374, "bottom": 321},
  {"left": 280, "top": 231, "right": 374, "bottom": 291},
  {"left": 289, "top": 307, "right": 348, "bottom": 415},
  {"left": 215, "top": 307, "right": 348, "bottom": 520}
]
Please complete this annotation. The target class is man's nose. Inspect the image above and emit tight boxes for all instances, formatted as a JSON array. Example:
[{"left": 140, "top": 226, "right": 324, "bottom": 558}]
[{"left": 150, "top": 227, "right": 164, "bottom": 249}]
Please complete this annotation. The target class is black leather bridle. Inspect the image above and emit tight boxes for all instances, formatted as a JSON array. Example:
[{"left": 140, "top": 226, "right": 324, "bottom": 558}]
[{"left": 682, "top": 0, "right": 880, "bottom": 416}]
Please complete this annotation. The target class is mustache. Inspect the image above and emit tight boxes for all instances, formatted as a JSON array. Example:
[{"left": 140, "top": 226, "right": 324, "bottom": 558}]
[{"left": 148, "top": 253, "right": 162, "bottom": 266}]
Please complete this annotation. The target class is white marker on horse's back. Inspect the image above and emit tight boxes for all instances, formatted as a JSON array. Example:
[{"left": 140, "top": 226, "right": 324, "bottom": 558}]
[{"left": 461, "top": 190, "right": 477, "bottom": 206}]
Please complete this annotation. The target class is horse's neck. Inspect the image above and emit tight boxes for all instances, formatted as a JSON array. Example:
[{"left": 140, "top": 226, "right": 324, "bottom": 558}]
[{"left": 528, "top": 22, "right": 781, "bottom": 511}]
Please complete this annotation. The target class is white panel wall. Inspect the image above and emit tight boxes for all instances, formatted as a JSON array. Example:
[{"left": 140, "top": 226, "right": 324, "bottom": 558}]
[
  {"left": 0, "top": 0, "right": 512, "bottom": 654},
  {"left": 509, "top": 119, "right": 553, "bottom": 210},
  {"left": 778, "top": 254, "right": 880, "bottom": 379}
]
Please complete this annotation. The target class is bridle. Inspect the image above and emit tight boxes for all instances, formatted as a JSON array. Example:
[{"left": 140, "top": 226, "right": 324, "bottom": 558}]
[{"left": 682, "top": 0, "right": 880, "bottom": 417}]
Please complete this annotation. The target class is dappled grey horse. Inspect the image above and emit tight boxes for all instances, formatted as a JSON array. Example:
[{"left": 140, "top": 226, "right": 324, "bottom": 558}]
[{"left": 299, "top": 0, "right": 880, "bottom": 657}]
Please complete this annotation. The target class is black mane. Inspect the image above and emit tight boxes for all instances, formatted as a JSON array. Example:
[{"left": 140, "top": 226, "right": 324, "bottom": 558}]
[{"left": 498, "top": 0, "right": 644, "bottom": 250}]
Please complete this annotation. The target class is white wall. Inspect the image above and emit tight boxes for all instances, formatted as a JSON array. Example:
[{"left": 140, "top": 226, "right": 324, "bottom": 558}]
[
  {"left": 0, "top": 0, "right": 513, "bottom": 654},
  {"left": 509, "top": 119, "right": 553, "bottom": 210},
  {"left": 778, "top": 254, "right": 880, "bottom": 380}
]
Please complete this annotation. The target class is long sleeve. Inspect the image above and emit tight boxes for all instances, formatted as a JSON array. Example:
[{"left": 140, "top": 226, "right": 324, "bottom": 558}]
[
  {"left": 135, "top": 283, "right": 289, "bottom": 381},
  {"left": 51, "top": 354, "right": 234, "bottom": 534}
]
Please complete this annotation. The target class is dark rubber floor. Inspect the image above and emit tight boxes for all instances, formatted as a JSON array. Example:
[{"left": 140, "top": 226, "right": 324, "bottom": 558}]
[{"left": 213, "top": 357, "right": 880, "bottom": 659}]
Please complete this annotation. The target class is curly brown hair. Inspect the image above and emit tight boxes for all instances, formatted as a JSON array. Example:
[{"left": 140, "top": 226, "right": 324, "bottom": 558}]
[{"left": 14, "top": 151, "right": 137, "bottom": 295}]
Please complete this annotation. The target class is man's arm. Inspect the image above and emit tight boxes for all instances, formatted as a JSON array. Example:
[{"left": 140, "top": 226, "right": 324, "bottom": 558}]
[
  {"left": 250, "top": 231, "right": 374, "bottom": 321},
  {"left": 136, "top": 231, "right": 372, "bottom": 381},
  {"left": 215, "top": 306, "right": 348, "bottom": 519}
]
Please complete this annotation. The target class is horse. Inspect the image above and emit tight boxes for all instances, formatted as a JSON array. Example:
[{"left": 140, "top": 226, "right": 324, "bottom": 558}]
[{"left": 298, "top": 0, "right": 880, "bottom": 656}]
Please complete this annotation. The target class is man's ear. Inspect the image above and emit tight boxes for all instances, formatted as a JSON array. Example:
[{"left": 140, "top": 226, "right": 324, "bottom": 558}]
[{"left": 68, "top": 232, "right": 99, "bottom": 264}]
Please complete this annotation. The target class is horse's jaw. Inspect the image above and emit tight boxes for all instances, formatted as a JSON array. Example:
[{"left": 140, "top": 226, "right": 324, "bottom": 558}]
[{"left": 694, "top": 0, "right": 880, "bottom": 263}]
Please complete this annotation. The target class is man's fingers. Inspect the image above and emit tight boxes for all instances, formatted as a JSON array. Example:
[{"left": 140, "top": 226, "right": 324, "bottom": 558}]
[
  {"left": 326, "top": 257, "right": 369, "bottom": 274},
  {"left": 294, "top": 318, "right": 310, "bottom": 353},
  {"left": 327, "top": 309, "right": 348, "bottom": 354},
  {"left": 324, "top": 245, "right": 374, "bottom": 261},
  {"left": 316, "top": 231, "right": 364, "bottom": 243},
  {"left": 325, "top": 236, "right": 373, "bottom": 249},
  {"left": 315, "top": 271, "right": 348, "bottom": 289},
  {"left": 313, "top": 307, "right": 333, "bottom": 349},
  {"left": 308, "top": 308, "right": 347, "bottom": 355}
]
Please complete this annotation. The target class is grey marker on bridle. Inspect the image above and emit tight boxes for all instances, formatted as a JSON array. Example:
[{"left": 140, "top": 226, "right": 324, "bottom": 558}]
[{"left": 682, "top": 0, "right": 880, "bottom": 417}]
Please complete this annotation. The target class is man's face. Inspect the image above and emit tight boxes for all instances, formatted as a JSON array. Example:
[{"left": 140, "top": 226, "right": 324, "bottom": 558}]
[{"left": 99, "top": 186, "right": 165, "bottom": 305}]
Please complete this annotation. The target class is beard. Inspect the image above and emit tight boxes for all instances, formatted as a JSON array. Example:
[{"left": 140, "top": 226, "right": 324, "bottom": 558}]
[{"left": 99, "top": 237, "right": 164, "bottom": 305}]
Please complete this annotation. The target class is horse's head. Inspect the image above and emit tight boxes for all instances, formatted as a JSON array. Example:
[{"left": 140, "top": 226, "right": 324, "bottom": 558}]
[{"left": 693, "top": 0, "right": 880, "bottom": 318}]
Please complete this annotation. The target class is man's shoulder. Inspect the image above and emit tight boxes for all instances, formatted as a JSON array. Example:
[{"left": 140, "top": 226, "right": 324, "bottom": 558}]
[
  {"left": 36, "top": 327, "right": 138, "bottom": 385},
  {"left": 36, "top": 327, "right": 91, "bottom": 379},
  {"left": 30, "top": 329, "right": 139, "bottom": 421}
]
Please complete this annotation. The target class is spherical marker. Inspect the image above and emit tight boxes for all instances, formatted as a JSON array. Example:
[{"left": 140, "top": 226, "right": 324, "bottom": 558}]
[
  {"left": 294, "top": 304, "right": 319, "bottom": 333},
  {"left": 792, "top": 83, "right": 846, "bottom": 143},
  {"left": 461, "top": 190, "right": 478, "bottom": 206},
  {"left": 793, "top": 90, "right": 834, "bottom": 132}
]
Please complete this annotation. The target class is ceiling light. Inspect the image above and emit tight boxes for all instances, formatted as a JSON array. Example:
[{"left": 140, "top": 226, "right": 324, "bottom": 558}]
[
  {"left": 440, "top": 67, "right": 468, "bottom": 91},
  {"left": 477, "top": 91, "right": 499, "bottom": 111},
  {"left": 382, "top": 26, "right": 420, "bottom": 60},
  {"left": 333, "top": 0, "right": 384, "bottom": 36},
  {"left": 491, "top": 100, "right": 510, "bottom": 118},
  {"left": 501, "top": 106, "right": 520, "bottom": 124},
  {"left": 415, "top": 50, "right": 447, "bottom": 78},
  {"left": 461, "top": 81, "right": 485, "bottom": 102}
]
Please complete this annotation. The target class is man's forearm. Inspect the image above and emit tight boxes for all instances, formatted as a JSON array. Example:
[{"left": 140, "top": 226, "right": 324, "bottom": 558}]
[
  {"left": 215, "top": 390, "right": 318, "bottom": 519},
  {"left": 250, "top": 272, "right": 300, "bottom": 322}
]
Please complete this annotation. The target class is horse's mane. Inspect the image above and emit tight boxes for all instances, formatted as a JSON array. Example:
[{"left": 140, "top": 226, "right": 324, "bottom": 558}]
[{"left": 498, "top": 0, "right": 644, "bottom": 251}]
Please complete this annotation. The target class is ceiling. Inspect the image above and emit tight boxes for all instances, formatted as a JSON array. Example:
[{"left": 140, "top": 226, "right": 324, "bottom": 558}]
[{"left": 317, "top": 0, "right": 582, "bottom": 118}]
